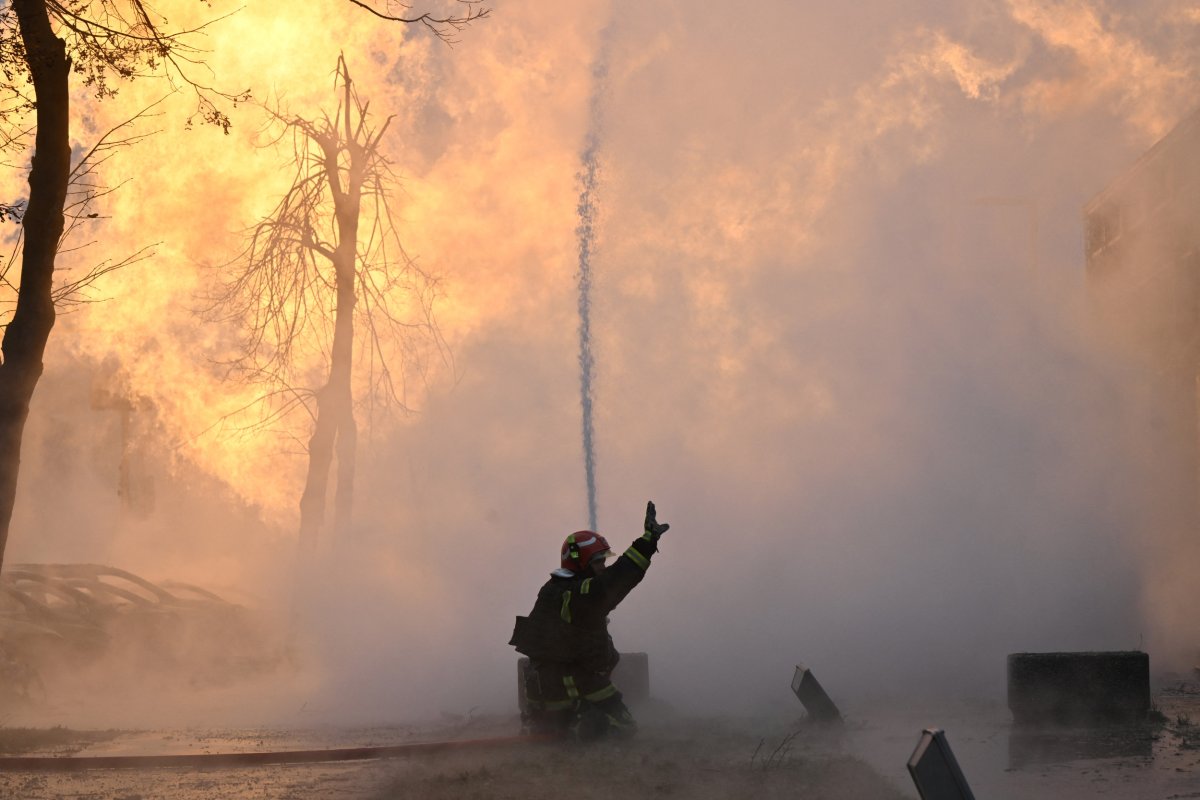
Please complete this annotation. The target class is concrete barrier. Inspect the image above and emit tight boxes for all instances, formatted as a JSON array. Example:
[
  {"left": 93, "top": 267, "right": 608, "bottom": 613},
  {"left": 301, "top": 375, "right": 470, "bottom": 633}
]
[
  {"left": 907, "top": 728, "right": 976, "bottom": 800},
  {"left": 1007, "top": 651, "right": 1150, "bottom": 724},
  {"left": 791, "top": 663, "right": 842, "bottom": 723}
]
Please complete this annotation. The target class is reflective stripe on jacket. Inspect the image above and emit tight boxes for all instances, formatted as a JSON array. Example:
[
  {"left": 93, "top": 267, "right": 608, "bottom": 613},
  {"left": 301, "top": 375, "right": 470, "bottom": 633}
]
[{"left": 511, "top": 532, "right": 657, "bottom": 672}]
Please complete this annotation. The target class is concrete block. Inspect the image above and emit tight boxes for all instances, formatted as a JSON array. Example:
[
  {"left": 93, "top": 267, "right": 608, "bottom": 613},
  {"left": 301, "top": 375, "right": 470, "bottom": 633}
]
[
  {"left": 517, "top": 653, "right": 650, "bottom": 713},
  {"left": 790, "top": 663, "right": 842, "bottom": 723},
  {"left": 614, "top": 652, "right": 649, "bottom": 703},
  {"left": 907, "top": 728, "right": 976, "bottom": 800},
  {"left": 1007, "top": 651, "right": 1150, "bottom": 724}
]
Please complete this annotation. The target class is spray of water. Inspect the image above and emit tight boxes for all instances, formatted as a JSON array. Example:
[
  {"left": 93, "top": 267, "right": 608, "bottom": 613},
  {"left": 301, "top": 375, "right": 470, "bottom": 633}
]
[{"left": 575, "top": 32, "right": 610, "bottom": 532}]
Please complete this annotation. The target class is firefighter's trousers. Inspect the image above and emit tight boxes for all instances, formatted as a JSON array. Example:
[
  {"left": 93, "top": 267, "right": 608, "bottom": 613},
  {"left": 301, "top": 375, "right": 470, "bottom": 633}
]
[{"left": 523, "top": 660, "right": 636, "bottom": 740}]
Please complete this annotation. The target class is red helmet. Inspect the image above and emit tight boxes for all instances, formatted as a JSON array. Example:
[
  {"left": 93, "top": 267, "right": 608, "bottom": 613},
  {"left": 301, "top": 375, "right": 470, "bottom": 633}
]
[{"left": 560, "top": 530, "right": 612, "bottom": 573}]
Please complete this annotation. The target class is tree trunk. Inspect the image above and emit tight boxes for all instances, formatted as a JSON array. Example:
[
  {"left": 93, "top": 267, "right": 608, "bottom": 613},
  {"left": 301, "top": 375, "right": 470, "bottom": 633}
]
[
  {"left": 295, "top": 226, "right": 357, "bottom": 551},
  {"left": 296, "top": 93, "right": 362, "bottom": 551},
  {"left": 297, "top": 383, "right": 339, "bottom": 555},
  {"left": 333, "top": 386, "right": 357, "bottom": 536},
  {"left": 0, "top": 0, "right": 71, "bottom": 572},
  {"left": 329, "top": 179, "right": 359, "bottom": 538}
]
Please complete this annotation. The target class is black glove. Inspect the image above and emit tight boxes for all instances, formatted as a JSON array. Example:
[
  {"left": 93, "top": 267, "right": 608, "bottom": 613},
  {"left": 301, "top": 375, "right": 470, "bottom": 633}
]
[{"left": 644, "top": 500, "right": 670, "bottom": 540}]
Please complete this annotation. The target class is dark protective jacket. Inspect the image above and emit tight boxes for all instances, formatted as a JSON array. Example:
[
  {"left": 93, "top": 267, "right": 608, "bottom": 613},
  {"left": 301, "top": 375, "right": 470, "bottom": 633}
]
[{"left": 509, "top": 531, "right": 657, "bottom": 674}]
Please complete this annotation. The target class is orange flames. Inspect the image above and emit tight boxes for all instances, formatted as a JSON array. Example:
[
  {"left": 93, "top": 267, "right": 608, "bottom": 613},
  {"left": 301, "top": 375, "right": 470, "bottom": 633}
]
[{"left": 0, "top": 0, "right": 1194, "bottom": 572}]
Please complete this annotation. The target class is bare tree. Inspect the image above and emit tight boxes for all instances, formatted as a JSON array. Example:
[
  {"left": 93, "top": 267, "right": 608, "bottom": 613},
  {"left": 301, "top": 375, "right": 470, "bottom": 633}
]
[
  {"left": 0, "top": 1, "right": 485, "bottom": 574},
  {"left": 211, "top": 54, "right": 442, "bottom": 553}
]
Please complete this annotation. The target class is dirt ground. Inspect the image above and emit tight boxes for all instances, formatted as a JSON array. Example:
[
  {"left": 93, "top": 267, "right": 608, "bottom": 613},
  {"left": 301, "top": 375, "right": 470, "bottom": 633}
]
[
  {"left": 0, "top": 716, "right": 910, "bottom": 800},
  {"left": 845, "top": 681, "right": 1200, "bottom": 800},
  {"left": 5, "top": 682, "right": 1200, "bottom": 799}
]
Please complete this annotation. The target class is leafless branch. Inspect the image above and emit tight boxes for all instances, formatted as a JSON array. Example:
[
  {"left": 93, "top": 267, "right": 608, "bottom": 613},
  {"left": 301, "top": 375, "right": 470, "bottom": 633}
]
[
  {"left": 184, "top": 383, "right": 318, "bottom": 447},
  {"left": 342, "top": 0, "right": 489, "bottom": 45},
  {"left": 52, "top": 242, "right": 156, "bottom": 311},
  {"left": 0, "top": 91, "right": 165, "bottom": 330}
]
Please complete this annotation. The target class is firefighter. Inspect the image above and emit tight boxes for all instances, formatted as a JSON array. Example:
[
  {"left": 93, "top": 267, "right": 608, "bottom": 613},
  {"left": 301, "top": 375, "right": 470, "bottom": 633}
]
[{"left": 509, "top": 500, "right": 671, "bottom": 740}]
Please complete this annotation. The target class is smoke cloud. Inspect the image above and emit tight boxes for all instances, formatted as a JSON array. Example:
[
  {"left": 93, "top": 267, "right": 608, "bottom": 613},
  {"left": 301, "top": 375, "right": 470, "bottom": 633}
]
[{"left": 2, "top": 0, "right": 1199, "bottom": 725}]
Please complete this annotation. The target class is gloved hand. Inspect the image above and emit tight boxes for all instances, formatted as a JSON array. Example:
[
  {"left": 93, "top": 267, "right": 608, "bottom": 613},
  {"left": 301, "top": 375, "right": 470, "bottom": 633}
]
[{"left": 644, "top": 501, "right": 670, "bottom": 540}]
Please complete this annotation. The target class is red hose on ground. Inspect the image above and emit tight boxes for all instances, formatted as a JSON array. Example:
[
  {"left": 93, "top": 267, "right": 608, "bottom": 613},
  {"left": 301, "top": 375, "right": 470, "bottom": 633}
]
[{"left": 0, "top": 732, "right": 554, "bottom": 772}]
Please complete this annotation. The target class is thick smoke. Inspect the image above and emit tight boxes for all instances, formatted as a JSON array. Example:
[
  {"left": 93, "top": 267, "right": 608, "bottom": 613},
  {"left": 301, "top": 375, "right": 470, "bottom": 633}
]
[{"left": 3, "top": 0, "right": 1200, "bottom": 727}]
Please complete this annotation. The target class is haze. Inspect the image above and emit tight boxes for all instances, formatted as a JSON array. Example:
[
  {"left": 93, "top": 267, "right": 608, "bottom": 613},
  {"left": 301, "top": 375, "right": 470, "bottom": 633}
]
[{"left": 2, "top": 0, "right": 1196, "bottom": 726}]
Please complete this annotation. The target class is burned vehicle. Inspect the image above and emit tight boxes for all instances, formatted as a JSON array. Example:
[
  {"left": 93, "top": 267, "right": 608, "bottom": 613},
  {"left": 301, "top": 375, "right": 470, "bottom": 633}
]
[{"left": 0, "top": 564, "right": 283, "bottom": 704}]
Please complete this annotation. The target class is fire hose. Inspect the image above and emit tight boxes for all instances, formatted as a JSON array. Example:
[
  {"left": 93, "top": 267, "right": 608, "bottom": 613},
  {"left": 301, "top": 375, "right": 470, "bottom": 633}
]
[{"left": 0, "top": 732, "right": 553, "bottom": 772}]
